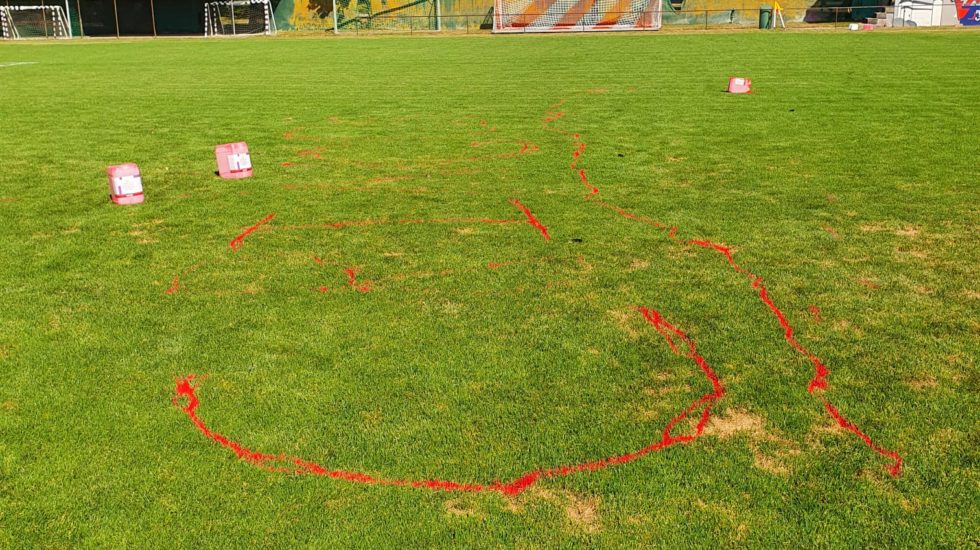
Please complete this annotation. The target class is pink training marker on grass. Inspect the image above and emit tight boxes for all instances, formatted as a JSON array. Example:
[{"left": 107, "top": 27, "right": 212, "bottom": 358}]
[
  {"left": 727, "top": 77, "right": 752, "bottom": 94},
  {"left": 215, "top": 142, "right": 253, "bottom": 179},
  {"left": 106, "top": 163, "right": 144, "bottom": 205}
]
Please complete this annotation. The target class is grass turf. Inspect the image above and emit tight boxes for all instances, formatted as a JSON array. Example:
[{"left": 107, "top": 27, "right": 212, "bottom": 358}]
[{"left": 0, "top": 31, "right": 977, "bottom": 546}]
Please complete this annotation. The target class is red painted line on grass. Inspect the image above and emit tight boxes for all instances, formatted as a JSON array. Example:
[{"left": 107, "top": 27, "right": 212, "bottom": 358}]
[
  {"left": 345, "top": 267, "right": 372, "bottom": 293},
  {"left": 165, "top": 276, "right": 181, "bottom": 295},
  {"left": 173, "top": 308, "right": 722, "bottom": 495},
  {"left": 510, "top": 198, "right": 551, "bottom": 241},
  {"left": 546, "top": 95, "right": 902, "bottom": 476},
  {"left": 164, "top": 262, "right": 204, "bottom": 295},
  {"left": 822, "top": 398, "right": 903, "bottom": 476},
  {"left": 808, "top": 305, "right": 822, "bottom": 323},
  {"left": 229, "top": 213, "right": 276, "bottom": 251}
]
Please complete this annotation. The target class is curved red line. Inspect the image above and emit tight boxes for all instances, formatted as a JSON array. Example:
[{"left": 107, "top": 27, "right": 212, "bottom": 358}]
[{"left": 174, "top": 307, "right": 721, "bottom": 495}]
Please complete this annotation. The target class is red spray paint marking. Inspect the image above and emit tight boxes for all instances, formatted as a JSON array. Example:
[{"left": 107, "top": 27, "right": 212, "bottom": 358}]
[
  {"left": 165, "top": 277, "right": 181, "bottom": 295},
  {"left": 312, "top": 256, "right": 324, "bottom": 266},
  {"left": 345, "top": 267, "right": 372, "bottom": 293},
  {"left": 317, "top": 286, "right": 330, "bottom": 293},
  {"left": 808, "top": 305, "right": 822, "bottom": 323},
  {"left": 229, "top": 213, "right": 276, "bottom": 251},
  {"left": 499, "top": 141, "right": 540, "bottom": 159},
  {"left": 164, "top": 262, "right": 204, "bottom": 295},
  {"left": 174, "top": 308, "right": 724, "bottom": 494},
  {"left": 509, "top": 198, "right": 551, "bottom": 241},
  {"left": 822, "top": 398, "right": 903, "bottom": 476},
  {"left": 547, "top": 97, "right": 901, "bottom": 476}
]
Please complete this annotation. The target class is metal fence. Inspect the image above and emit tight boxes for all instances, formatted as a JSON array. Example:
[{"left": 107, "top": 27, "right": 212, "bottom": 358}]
[
  {"left": 0, "top": 0, "right": 970, "bottom": 38},
  {"left": 308, "top": 2, "right": 965, "bottom": 34}
]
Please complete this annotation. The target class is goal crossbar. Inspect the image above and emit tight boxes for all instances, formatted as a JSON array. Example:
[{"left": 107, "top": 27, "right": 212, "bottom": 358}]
[{"left": 0, "top": 5, "right": 70, "bottom": 39}]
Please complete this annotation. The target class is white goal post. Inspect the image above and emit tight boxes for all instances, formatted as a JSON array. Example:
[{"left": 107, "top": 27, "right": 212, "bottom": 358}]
[
  {"left": 204, "top": 0, "right": 276, "bottom": 37},
  {"left": 493, "top": 0, "right": 662, "bottom": 32},
  {"left": 0, "top": 5, "right": 71, "bottom": 39}
]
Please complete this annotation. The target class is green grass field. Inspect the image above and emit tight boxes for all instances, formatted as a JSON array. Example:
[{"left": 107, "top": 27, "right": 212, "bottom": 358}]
[{"left": 0, "top": 30, "right": 977, "bottom": 546}]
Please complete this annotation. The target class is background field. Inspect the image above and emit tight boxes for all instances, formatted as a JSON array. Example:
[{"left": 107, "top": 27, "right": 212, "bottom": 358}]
[{"left": 0, "top": 31, "right": 977, "bottom": 546}]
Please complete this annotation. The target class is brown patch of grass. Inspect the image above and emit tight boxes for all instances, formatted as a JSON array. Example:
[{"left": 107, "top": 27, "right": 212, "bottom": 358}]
[
  {"left": 859, "top": 222, "right": 888, "bottom": 233},
  {"left": 857, "top": 277, "right": 881, "bottom": 290},
  {"left": 576, "top": 255, "right": 593, "bottom": 273},
  {"left": 822, "top": 225, "right": 840, "bottom": 240},
  {"left": 895, "top": 225, "right": 921, "bottom": 238},
  {"left": 963, "top": 289, "right": 980, "bottom": 300},
  {"left": 906, "top": 375, "right": 938, "bottom": 390},
  {"left": 666, "top": 155, "right": 687, "bottom": 162},
  {"left": 628, "top": 258, "right": 650, "bottom": 271},
  {"left": 242, "top": 283, "right": 262, "bottom": 295},
  {"left": 702, "top": 409, "right": 799, "bottom": 476},
  {"left": 0, "top": 197, "right": 17, "bottom": 203},
  {"left": 826, "top": 194, "right": 838, "bottom": 203},
  {"left": 896, "top": 248, "right": 929, "bottom": 260},
  {"left": 703, "top": 409, "right": 767, "bottom": 439},
  {"left": 454, "top": 227, "right": 475, "bottom": 236},
  {"left": 607, "top": 308, "right": 641, "bottom": 339},
  {"left": 524, "top": 487, "right": 601, "bottom": 533},
  {"left": 0, "top": 400, "right": 15, "bottom": 411},
  {"left": 444, "top": 498, "right": 483, "bottom": 518}
]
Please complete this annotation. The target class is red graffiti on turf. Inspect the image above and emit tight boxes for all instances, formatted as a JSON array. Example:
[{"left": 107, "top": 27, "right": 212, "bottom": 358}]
[
  {"left": 808, "top": 305, "right": 822, "bottom": 322},
  {"left": 229, "top": 213, "right": 276, "bottom": 251},
  {"left": 345, "top": 267, "right": 372, "bottom": 293},
  {"left": 546, "top": 96, "right": 901, "bottom": 476},
  {"left": 164, "top": 262, "right": 204, "bottom": 295},
  {"left": 510, "top": 198, "right": 550, "bottom": 241},
  {"left": 174, "top": 307, "right": 722, "bottom": 494}
]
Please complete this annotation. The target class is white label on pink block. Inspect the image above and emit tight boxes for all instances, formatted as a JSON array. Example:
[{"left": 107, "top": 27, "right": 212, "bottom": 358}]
[
  {"left": 228, "top": 153, "right": 252, "bottom": 171},
  {"left": 113, "top": 175, "right": 143, "bottom": 196}
]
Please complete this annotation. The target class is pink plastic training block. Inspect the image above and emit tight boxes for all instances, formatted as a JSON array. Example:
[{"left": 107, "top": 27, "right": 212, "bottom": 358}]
[
  {"left": 106, "top": 163, "right": 144, "bottom": 205},
  {"left": 215, "top": 142, "right": 253, "bottom": 179},
  {"left": 862, "top": 23, "right": 874, "bottom": 30},
  {"left": 727, "top": 77, "right": 752, "bottom": 94}
]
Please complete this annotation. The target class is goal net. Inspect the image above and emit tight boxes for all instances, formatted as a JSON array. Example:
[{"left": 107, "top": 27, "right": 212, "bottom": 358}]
[
  {"left": 0, "top": 5, "right": 70, "bottom": 39},
  {"left": 204, "top": 0, "right": 276, "bottom": 36},
  {"left": 492, "top": 0, "right": 662, "bottom": 32},
  {"left": 334, "top": 0, "right": 439, "bottom": 32}
]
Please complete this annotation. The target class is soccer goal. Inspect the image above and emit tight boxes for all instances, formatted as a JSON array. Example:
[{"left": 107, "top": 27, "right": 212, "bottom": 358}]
[
  {"left": 204, "top": 0, "right": 276, "bottom": 37},
  {"left": 0, "top": 5, "right": 71, "bottom": 39},
  {"left": 492, "top": 0, "right": 661, "bottom": 32}
]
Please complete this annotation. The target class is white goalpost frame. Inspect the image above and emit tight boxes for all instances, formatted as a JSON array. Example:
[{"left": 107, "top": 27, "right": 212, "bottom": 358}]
[
  {"left": 204, "top": 0, "right": 276, "bottom": 37},
  {"left": 0, "top": 5, "right": 71, "bottom": 39}
]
